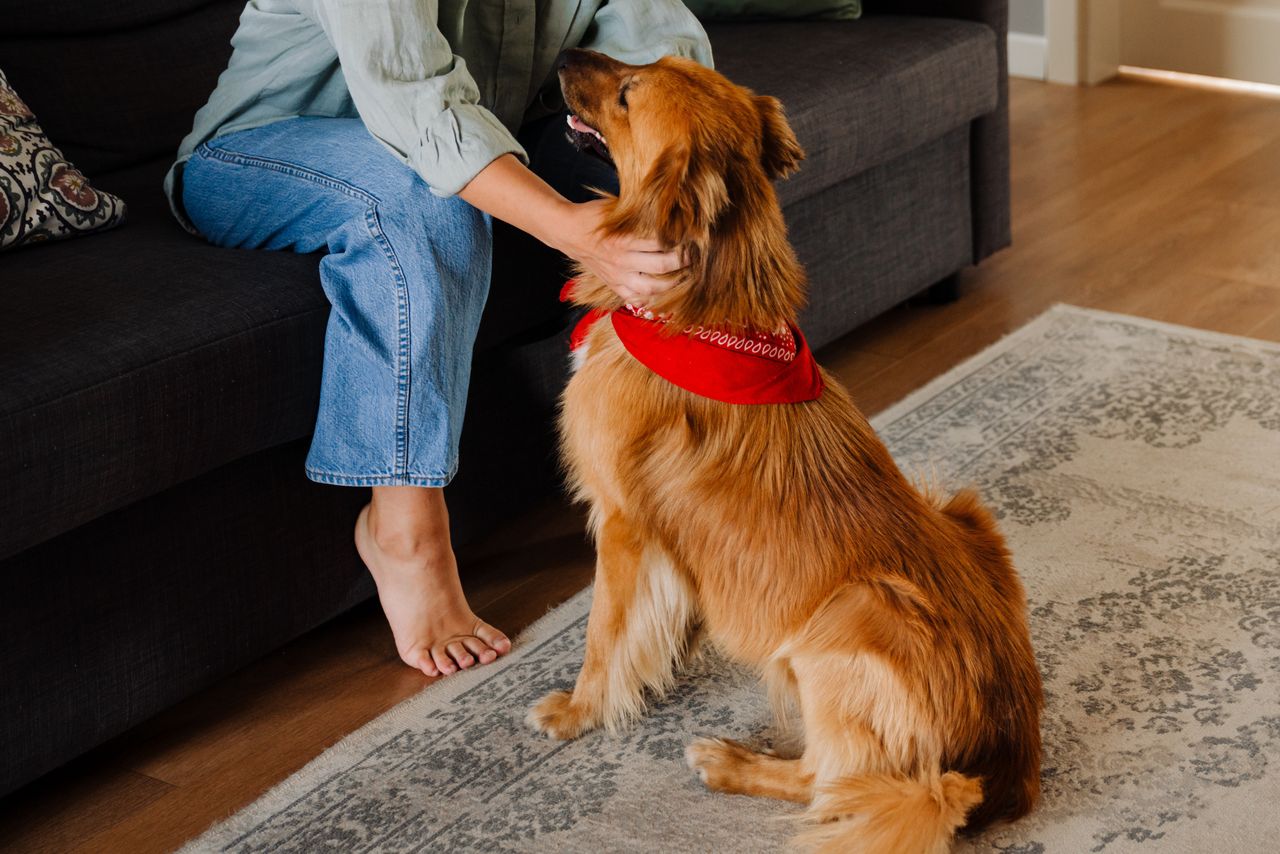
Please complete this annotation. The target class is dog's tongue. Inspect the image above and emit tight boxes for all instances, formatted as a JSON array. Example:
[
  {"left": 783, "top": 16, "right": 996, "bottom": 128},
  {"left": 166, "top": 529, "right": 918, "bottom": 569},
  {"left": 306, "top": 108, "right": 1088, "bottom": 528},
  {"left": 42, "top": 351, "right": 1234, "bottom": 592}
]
[{"left": 567, "top": 114, "right": 605, "bottom": 143}]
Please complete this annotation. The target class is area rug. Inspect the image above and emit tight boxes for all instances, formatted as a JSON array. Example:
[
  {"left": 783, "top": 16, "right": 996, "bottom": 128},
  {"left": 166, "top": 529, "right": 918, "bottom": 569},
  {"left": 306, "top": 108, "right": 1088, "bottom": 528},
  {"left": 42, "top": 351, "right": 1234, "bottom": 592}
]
[{"left": 182, "top": 305, "right": 1280, "bottom": 853}]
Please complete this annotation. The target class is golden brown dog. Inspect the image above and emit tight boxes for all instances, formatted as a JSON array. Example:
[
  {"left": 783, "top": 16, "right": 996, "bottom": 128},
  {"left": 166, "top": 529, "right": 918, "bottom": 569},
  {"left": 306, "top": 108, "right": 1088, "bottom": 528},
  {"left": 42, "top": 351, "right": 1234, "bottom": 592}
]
[{"left": 529, "top": 48, "right": 1042, "bottom": 853}]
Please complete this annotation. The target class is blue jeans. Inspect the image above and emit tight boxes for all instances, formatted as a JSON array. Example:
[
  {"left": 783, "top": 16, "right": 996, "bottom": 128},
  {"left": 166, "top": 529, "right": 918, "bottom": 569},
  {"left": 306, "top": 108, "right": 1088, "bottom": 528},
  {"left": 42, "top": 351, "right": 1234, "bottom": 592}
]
[{"left": 181, "top": 115, "right": 612, "bottom": 487}]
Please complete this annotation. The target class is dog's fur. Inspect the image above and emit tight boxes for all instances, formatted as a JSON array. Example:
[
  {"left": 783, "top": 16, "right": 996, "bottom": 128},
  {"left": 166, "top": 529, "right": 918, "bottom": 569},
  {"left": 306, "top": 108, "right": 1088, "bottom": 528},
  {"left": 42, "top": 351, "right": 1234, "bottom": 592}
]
[{"left": 530, "top": 49, "right": 1043, "bottom": 853}]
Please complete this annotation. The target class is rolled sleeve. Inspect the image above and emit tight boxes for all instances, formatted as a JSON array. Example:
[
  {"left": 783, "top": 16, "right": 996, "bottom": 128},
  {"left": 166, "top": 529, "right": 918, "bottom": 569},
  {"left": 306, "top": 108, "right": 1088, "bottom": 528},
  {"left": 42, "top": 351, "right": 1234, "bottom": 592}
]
[
  {"left": 306, "top": 0, "right": 527, "bottom": 197},
  {"left": 583, "top": 0, "right": 715, "bottom": 68},
  {"left": 415, "top": 98, "right": 528, "bottom": 197}
]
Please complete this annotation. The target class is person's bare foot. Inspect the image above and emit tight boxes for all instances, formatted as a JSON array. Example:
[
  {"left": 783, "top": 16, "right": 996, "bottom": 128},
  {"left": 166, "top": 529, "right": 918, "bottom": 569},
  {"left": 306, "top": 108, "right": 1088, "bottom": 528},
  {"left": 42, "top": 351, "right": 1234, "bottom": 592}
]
[{"left": 355, "top": 502, "right": 511, "bottom": 677}]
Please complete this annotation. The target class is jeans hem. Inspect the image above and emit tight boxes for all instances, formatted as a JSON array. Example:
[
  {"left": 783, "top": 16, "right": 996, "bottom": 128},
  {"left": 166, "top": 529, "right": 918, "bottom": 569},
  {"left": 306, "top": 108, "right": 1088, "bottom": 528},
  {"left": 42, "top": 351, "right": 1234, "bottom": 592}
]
[{"left": 305, "top": 467, "right": 456, "bottom": 488}]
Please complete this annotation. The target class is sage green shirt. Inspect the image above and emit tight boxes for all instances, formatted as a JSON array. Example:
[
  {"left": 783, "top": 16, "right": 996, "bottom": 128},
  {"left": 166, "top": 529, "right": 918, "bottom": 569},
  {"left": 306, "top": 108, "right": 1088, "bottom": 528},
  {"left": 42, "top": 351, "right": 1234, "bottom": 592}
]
[{"left": 165, "top": 0, "right": 713, "bottom": 229}]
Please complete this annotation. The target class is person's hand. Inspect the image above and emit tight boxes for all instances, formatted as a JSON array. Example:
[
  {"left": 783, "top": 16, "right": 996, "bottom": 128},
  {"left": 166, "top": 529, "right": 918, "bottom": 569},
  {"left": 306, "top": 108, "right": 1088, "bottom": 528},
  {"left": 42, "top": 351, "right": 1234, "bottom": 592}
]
[
  {"left": 455, "top": 155, "right": 686, "bottom": 302},
  {"left": 552, "top": 199, "right": 685, "bottom": 303}
]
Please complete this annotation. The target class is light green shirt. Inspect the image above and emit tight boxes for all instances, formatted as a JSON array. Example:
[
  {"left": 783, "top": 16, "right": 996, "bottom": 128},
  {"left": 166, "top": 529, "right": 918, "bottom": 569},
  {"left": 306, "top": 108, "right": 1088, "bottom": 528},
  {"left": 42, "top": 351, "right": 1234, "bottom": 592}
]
[{"left": 165, "top": 0, "right": 713, "bottom": 229}]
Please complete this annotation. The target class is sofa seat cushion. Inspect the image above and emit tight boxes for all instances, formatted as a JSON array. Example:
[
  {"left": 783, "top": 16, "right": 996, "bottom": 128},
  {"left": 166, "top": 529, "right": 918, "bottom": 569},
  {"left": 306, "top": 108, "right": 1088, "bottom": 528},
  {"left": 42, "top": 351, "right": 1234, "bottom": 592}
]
[{"left": 707, "top": 16, "right": 998, "bottom": 208}]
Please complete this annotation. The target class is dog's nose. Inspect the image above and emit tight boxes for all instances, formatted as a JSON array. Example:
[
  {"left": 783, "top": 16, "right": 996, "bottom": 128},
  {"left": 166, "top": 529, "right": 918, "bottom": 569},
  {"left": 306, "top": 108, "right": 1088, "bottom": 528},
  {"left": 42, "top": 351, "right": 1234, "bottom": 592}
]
[{"left": 556, "top": 48, "right": 589, "bottom": 72}]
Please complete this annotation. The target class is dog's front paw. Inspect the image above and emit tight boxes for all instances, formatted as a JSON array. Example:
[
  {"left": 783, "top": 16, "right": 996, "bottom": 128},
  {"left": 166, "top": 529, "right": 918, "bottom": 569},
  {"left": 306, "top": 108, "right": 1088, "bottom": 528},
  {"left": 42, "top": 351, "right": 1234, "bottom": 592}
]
[
  {"left": 526, "top": 690, "right": 598, "bottom": 740},
  {"left": 685, "top": 737, "right": 751, "bottom": 790}
]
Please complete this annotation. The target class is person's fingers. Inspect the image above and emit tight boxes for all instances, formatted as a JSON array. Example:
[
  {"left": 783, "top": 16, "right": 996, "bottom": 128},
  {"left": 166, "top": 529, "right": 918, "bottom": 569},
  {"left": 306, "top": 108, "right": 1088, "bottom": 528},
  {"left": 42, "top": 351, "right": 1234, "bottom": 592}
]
[
  {"left": 613, "top": 235, "right": 667, "bottom": 254},
  {"left": 626, "top": 272, "right": 674, "bottom": 298},
  {"left": 618, "top": 273, "right": 649, "bottom": 299},
  {"left": 630, "top": 249, "right": 684, "bottom": 276}
]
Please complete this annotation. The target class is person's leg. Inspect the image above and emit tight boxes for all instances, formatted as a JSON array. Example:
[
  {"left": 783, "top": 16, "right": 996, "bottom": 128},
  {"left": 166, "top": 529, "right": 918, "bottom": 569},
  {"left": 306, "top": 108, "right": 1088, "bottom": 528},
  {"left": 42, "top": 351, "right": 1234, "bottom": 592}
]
[
  {"left": 356, "top": 486, "right": 508, "bottom": 675},
  {"left": 181, "top": 117, "right": 509, "bottom": 676}
]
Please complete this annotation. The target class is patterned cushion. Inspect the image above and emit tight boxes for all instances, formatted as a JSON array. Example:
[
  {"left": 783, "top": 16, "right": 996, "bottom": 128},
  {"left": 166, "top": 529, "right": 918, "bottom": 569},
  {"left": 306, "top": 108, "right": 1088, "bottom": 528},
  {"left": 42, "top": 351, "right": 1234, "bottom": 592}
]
[{"left": 0, "top": 68, "right": 126, "bottom": 251}]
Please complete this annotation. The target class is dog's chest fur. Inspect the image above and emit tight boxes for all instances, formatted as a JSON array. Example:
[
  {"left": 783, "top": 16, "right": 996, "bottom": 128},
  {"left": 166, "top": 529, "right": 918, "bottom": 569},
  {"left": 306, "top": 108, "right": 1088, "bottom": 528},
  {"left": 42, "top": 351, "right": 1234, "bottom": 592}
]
[{"left": 559, "top": 324, "right": 849, "bottom": 662}]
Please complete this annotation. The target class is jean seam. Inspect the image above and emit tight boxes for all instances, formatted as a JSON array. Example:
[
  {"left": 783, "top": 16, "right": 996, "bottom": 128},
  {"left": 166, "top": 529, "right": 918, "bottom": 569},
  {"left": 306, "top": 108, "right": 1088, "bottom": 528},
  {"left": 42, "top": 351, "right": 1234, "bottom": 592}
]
[
  {"left": 306, "top": 464, "right": 456, "bottom": 488},
  {"left": 363, "top": 205, "right": 413, "bottom": 480},
  {"left": 306, "top": 466, "right": 454, "bottom": 477},
  {"left": 195, "top": 143, "right": 380, "bottom": 206}
]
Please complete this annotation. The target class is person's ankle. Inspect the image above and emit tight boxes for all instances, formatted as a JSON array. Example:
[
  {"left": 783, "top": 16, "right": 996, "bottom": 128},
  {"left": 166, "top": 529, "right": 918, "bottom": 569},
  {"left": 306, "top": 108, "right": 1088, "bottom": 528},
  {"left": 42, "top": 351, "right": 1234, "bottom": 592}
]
[{"left": 364, "top": 506, "right": 449, "bottom": 563}]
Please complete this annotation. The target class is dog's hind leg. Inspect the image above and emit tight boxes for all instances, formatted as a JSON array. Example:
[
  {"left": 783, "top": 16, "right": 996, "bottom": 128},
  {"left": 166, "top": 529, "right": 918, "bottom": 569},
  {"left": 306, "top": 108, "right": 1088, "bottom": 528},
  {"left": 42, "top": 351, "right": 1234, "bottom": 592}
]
[
  {"left": 685, "top": 738, "right": 814, "bottom": 802},
  {"left": 528, "top": 512, "right": 696, "bottom": 739}
]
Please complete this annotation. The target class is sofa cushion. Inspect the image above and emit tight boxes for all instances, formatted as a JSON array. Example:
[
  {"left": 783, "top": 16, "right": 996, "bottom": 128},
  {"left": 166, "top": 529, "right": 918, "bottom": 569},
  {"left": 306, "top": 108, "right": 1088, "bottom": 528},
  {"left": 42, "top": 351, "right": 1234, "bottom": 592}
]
[{"left": 707, "top": 16, "right": 998, "bottom": 208}]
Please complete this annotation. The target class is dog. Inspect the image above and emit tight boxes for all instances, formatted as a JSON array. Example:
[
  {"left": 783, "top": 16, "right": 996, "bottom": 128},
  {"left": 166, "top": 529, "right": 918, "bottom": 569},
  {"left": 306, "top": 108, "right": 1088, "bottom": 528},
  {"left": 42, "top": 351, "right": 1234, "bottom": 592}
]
[{"left": 529, "top": 48, "right": 1042, "bottom": 853}]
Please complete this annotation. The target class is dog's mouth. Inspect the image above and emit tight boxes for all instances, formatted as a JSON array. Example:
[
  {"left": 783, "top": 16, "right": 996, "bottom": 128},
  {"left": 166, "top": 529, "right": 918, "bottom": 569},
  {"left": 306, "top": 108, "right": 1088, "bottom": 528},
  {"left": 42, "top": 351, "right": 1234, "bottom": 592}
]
[{"left": 565, "top": 113, "right": 613, "bottom": 165}]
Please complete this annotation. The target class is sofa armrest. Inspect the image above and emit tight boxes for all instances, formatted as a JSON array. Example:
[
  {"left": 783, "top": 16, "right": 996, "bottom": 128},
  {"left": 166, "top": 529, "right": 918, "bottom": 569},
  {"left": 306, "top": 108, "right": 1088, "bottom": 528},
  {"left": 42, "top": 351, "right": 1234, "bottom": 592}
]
[{"left": 865, "top": 1, "right": 1011, "bottom": 262}]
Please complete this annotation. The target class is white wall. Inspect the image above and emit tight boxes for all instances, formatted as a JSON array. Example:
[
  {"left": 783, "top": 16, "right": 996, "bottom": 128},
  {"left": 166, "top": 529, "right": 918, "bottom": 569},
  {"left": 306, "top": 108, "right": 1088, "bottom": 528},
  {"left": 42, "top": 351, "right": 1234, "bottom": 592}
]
[
  {"left": 1009, "top": 0, "right": 1048, "bottom": 79},
  {"left": 1010, "top": 0, "right": 1046, "bottom": 36}
]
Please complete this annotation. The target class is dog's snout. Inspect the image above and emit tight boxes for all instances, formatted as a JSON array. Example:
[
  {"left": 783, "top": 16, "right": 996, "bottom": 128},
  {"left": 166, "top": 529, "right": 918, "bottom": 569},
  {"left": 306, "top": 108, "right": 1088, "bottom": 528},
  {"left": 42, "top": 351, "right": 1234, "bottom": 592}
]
[
  {"left": 557, "top": 48, "right": 613, "bottom": 75},
  {"left": 556, "top": 48, "right": 587, "bottom": 72}
]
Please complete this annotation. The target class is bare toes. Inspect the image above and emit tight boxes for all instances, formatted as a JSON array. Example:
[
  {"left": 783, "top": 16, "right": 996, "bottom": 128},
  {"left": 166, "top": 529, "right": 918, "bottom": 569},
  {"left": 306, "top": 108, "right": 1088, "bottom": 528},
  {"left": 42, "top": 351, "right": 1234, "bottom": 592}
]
[
  {"left": 431, "top": 647, "right": 457, "bottom": 676},
  {"left": 400, "top": 647, "right": 439, "bottom": 678},
  {"left": 462, "top": 635, "right": 498, "bottom": 665},
  {"left": 446, "top": 641, "right": 475, "bottom": 669},
  {"left": 474, "top": 621, "right": 511, "bottom": 654},
  {"left": 415, "top": 653, "right": 440, "bottom": 678}
]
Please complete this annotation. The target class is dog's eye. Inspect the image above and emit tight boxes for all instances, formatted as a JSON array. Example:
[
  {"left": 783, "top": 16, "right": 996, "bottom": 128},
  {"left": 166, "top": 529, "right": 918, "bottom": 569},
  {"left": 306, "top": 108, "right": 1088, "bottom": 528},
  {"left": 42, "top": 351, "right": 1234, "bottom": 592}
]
[{"left": 618, "top": 84, "right": 629, "bottom": 109}]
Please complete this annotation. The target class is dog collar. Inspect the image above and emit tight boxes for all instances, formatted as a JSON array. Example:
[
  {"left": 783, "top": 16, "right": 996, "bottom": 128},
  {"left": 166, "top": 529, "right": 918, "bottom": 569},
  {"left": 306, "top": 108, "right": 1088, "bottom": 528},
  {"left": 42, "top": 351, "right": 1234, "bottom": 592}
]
[{"left": 561, "top": 280, "right": 824, "bottom": 405}]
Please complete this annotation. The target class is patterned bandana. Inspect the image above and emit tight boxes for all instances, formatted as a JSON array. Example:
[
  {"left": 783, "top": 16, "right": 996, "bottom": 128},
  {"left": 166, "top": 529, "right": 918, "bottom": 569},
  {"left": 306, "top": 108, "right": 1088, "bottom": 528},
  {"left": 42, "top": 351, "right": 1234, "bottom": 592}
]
[{"left": 561, "top": 280, "right": 824, "bottom": 405}]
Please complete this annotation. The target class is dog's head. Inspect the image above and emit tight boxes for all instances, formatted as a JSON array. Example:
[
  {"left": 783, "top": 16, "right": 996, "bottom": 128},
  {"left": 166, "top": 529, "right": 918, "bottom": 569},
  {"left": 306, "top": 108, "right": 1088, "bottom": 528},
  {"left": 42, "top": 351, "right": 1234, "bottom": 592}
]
[
  {"left": 559, "top": 49, "right": 803, "bottom": 245},
  {"left": 559, "top": 49, "right": 806, "bottom": 327}
]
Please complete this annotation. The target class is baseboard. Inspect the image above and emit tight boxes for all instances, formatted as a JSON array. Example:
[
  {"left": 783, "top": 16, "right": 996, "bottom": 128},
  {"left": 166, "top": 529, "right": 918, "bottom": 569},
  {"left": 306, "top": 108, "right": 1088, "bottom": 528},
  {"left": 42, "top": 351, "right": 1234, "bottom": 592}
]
[{"left": 1008, "top": 32, "right": 1048, "bottom": 80}]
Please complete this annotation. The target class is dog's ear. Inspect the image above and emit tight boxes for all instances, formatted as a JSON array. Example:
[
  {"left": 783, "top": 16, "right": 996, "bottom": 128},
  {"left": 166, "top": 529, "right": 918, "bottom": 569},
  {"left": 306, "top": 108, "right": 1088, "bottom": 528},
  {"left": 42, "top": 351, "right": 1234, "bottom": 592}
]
[
  {"left": 634, "top": 144, "right": 729, "bottom": 244},
  {"left": 754, "top": 95, "right": 804, "bottom": 180}
]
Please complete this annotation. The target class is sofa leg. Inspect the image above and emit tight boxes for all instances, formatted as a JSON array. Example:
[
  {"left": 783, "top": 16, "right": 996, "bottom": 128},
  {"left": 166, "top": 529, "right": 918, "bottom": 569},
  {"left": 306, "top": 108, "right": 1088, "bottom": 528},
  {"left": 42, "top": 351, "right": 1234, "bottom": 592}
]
[{"left": 923, "top": 272, "right": 962, "bottom": 304}]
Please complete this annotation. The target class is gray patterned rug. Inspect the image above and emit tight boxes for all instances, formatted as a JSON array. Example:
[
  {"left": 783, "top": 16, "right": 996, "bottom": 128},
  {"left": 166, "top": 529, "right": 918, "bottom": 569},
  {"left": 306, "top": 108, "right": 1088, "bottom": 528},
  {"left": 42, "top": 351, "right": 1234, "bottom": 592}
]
[{"left": 182, "top": 306, "right": 1280, "bottom": 854}]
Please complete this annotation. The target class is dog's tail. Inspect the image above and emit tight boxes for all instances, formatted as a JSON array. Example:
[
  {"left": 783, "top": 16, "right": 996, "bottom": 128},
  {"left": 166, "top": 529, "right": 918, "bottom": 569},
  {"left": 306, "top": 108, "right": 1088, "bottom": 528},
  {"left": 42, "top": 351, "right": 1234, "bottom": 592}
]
[{"left": 795, "top": 769, "right": 982, "bottom": 854}]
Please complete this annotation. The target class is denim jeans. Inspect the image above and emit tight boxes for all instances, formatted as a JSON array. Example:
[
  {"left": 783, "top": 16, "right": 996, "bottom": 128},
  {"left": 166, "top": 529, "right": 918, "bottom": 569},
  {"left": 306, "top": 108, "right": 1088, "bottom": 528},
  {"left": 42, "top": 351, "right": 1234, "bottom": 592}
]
[{"left": 181, "top": 115, "right": 614, "bottom": 487}]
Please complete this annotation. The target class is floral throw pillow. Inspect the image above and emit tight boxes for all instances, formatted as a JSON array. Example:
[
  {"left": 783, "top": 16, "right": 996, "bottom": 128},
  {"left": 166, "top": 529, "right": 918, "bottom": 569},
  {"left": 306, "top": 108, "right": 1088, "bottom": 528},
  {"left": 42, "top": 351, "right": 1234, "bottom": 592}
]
[{"left": 1, "top": 68, "right": 126, "bottom": 251}]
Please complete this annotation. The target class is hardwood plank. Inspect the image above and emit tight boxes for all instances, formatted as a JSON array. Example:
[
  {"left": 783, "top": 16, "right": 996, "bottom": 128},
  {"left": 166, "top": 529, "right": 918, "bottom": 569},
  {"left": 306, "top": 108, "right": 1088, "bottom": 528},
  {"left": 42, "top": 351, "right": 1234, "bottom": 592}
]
[
  {"left": 1245, "top": 305, "right": 1280, "bottom": 343},
  {"left": 0, "top": 767, "right": 173, "bottom": 854},
  {"left": 1097, "top": 272, "right": 1280, "bottom": 337}
]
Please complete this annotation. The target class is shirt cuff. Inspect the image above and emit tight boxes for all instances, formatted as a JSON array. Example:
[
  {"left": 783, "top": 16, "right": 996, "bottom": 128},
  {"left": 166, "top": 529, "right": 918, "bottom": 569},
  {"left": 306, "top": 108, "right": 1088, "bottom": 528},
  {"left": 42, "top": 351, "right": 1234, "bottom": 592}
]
[{"left": 410, "top": 102, "right": 529, "bottom": 198}]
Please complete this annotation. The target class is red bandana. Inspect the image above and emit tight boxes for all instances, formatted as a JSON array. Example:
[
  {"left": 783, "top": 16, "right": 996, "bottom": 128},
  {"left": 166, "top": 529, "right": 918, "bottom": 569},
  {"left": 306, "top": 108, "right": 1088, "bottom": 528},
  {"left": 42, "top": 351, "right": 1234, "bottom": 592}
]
[{"left": 561, "top": 280, "right": 823, "bottom": 405}]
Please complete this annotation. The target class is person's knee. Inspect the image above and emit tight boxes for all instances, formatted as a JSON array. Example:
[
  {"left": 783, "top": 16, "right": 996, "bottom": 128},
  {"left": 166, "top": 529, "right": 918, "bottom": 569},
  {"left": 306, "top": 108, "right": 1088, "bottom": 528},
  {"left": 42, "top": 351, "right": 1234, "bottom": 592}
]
[
  {"left": 380, "top": 181, "right": 489, "bottom": 241},
  {"left": 374, "top": 186, "right": 493, "bottom": 285}
]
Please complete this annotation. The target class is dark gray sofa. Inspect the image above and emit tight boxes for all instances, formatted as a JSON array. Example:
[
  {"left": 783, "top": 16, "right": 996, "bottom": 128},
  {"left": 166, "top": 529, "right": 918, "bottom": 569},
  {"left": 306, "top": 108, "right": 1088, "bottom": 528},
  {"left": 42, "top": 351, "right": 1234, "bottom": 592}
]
[{"left": 0, "top": 0, "right": 1008, "bottom": 796}]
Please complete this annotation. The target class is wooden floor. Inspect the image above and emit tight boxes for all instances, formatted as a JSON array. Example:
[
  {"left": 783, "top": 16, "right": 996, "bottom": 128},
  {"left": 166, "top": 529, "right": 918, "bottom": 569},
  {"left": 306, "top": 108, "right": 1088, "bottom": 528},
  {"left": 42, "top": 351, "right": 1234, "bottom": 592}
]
[{"left": 4, "top": 75, "right": 1280, "bottom": 853}]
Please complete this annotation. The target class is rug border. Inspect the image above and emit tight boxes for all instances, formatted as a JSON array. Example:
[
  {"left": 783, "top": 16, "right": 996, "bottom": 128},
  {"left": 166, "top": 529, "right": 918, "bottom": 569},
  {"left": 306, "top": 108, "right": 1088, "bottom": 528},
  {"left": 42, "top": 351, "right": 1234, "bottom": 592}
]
[
  {"left": 180, "top": 304, "right": 1279, "bottom": 851},
  {"left": 869, "top": 303, "right": 1280, "bottom": 432}
]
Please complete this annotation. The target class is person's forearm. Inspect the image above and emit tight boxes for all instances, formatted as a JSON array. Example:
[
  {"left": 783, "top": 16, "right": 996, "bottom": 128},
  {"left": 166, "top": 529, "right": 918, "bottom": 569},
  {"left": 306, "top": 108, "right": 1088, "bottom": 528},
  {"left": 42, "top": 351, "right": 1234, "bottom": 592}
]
[{"left": 458, "top": 154, "right": 576, "bottom": 253}]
